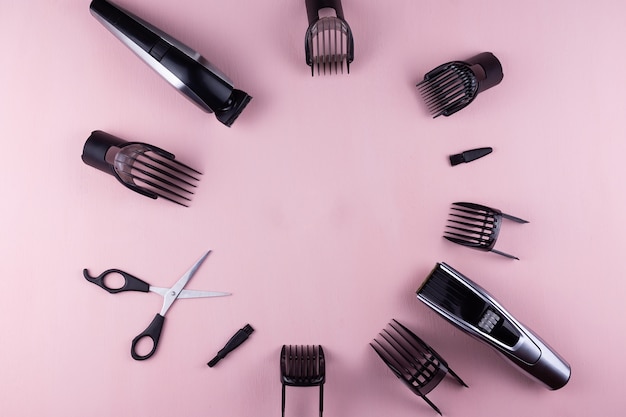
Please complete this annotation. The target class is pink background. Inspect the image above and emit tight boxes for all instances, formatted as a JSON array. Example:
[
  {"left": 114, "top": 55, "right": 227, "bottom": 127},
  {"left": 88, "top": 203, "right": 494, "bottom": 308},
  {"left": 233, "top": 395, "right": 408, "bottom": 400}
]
[{"left": 1, "top": 0, "right": 624, "bottom": 415}]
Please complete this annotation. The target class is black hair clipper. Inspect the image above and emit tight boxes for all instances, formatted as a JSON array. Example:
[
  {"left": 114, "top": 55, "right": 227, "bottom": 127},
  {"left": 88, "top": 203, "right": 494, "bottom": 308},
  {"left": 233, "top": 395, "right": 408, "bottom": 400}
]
[
  {"left": 90, "top": 0, "right": 251, "bottom": 127},
  {"left": 417, "top": 263, "right": 571, "bottom": 390}
]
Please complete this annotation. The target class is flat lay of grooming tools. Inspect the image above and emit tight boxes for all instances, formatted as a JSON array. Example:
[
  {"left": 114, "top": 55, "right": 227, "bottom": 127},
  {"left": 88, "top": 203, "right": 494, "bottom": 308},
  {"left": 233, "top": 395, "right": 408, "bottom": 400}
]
[
  {"left": 371, "top": 319, "right": 467, "bottom": 415},
  {"left": 68, "top": 0, "right": 576, "bottom": 413},
  {"left": 304, "top": 0, "right": 354, "bottom": 76},
  {"left": 83, "top": 251, "right": 231, "bottom": 360},
  {"left": 417, "top": 52, "right": 503, "bottom": 118},
  {"left": 417, "top": 263, "right": 571, "bottom": 390},
  {"left": 89, "top": 0, "right": 252, "bottom": 127},
  {"left": 280, "top": 345, "right": 326, "bottom": 417},
  {"left": 82, "top": 130, "right": 201, "bottom": 207},
  {"left": 444, "top": 201, "right": 528, "bottom": 260},
  {"left": 207, "top": 324, "right": 255, "bottom": 367},
  {"left": 449, "top": 147, "right": 493, "bottom": 166}
]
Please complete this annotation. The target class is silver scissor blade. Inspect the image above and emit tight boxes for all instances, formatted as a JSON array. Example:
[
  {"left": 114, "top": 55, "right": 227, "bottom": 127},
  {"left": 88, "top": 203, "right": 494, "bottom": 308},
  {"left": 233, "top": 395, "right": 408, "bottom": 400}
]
[
  {"left": 178, "top": 289, "right": 231, "bottom": 298},
  {"left": 150, "top": 287, "right": 231, "bottom": 298},
  {"left": 159, "top": 250, "right": 211, "bottom": 316}
]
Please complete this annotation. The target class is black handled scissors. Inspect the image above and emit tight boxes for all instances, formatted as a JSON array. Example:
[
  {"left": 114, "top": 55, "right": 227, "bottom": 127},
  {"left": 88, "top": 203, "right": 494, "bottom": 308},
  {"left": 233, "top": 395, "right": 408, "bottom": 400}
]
[{"left": 83, "top": 250, "right": 230, "bottom": 360}]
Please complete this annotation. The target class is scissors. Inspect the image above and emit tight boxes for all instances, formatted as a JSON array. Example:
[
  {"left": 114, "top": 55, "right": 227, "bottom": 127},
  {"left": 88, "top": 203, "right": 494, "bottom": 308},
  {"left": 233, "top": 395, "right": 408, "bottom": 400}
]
[{"left": 83, "top": 250, "right": 230, "bottom": 360}]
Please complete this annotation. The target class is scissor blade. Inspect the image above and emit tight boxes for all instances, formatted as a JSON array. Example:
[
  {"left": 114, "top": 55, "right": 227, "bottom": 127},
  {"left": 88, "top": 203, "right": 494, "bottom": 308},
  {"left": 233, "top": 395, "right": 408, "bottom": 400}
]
[
  {"left": 178, "top": 289, "right": 231, "bottom": 299},
  {"left": 159, "top": 250, "right": 211, "bottom": 316},
  {"left": 150, "top": 287, "right": 230, "bottom": 298}
]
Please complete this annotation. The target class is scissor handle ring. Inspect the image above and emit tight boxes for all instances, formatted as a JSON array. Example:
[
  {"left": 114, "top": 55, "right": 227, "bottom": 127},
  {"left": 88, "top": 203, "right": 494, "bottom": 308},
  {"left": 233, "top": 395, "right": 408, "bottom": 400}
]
[{"left": 83, "top": 268, "right": 150, "bottom": 293}]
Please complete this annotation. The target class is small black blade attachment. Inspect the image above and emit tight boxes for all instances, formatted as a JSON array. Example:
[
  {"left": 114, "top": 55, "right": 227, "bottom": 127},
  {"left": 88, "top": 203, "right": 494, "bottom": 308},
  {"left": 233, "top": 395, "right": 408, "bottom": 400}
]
[{"left": 449, "top": 147, "right": 493, "bottom": 166}]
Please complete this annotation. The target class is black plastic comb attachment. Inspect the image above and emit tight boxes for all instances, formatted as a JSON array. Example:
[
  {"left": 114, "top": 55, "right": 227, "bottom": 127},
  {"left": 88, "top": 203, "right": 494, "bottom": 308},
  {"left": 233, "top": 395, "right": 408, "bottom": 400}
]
[
  {"left": 280, "top": 345, "right": 326, "bottom": 417},
  {"left": 304, "top": 0, "right": 354, "bottom": 76},
  {"left": 417, "top": 52, "right": 503, "bottom": 117},
  {"left": 82, "top": 130, "right": 201, "bottom": 207},
  {"left": 371, "top": 320, "right": 467, "bottom": 415},
  {"left": 444, "top": 202, "right": 528, "bottom": 260}
]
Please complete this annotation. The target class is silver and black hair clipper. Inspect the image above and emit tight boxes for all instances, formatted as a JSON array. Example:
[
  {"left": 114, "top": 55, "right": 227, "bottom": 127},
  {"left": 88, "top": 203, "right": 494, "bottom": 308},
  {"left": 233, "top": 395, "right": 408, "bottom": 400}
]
[
  {"left": 417, "top": 262, "right": 571, "bottom": 390},
  {"left": 90, "top": 0, "right": 251, "bottom": 127}
]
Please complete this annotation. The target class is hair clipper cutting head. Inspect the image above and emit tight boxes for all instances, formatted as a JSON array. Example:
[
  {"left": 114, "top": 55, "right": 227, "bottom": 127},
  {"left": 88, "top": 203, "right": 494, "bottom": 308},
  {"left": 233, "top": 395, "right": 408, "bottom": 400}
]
[
  {"left": 90, "top": 0, "right": 251, "bottom": 127},
  {"left": 416, "top": 263, "right": 571, "bottom": 390}
]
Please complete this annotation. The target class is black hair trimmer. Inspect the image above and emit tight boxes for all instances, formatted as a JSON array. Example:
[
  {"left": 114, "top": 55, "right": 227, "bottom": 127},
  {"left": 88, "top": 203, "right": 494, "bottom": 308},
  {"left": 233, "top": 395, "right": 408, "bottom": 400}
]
[
  {"left": 90, "top": 0, "right": 251, "bottom": 127},
  {"left": 417, "top": 263, "right": 571, "bottom": 390}
]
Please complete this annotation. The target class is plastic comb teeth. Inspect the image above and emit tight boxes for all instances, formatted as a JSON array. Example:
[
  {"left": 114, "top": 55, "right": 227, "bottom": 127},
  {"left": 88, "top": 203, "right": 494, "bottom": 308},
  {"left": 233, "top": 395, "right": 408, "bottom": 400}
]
[
  {"left": 444, "top": 202, "right": 528, "bottom": 260},
  {"left": 417, "top": 52, "right": 503, "bottom": 117},
  {"left": 280, "top": 345, "right": 326, "bottom": 417},
  {"left": 370, "top": 320, "right": 467, "bottom": 415},
  {"left": 82, "top": 130, "right": 202, "bottom": 207},
  {"left": 304, "top": 0, "right": 354, "bottom": 76},
  {"left": 417, "top": 64, "right": 477, "bottom": 118},
  {"left": 112, "top": 143, "right": 201, "bottom": 207}
]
